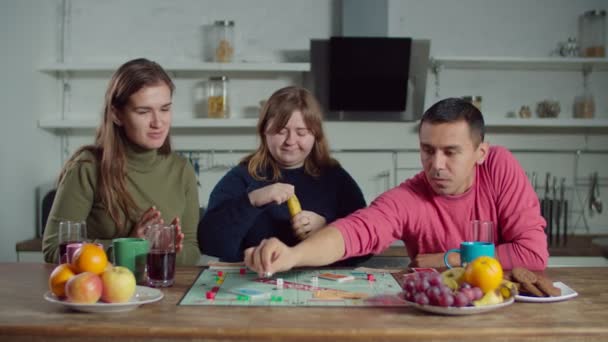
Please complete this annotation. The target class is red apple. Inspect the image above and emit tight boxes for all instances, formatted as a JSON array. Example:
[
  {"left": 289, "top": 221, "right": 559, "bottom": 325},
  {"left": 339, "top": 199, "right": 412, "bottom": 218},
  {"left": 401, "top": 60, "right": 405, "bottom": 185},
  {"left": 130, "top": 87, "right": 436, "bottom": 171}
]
[
  {"left": 65, "top": 272, "right": 103, "bottom": 304},
  {"left": 100, "top": 266, "right": 136, "bottom": 303}
]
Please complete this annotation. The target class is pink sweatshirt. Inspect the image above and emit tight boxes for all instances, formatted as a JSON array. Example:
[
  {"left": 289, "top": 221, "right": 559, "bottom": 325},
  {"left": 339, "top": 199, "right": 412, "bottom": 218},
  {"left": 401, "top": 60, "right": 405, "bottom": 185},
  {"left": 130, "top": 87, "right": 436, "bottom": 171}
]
[{"left": 333, "top": 146, "right": 548, "bottom": 270}]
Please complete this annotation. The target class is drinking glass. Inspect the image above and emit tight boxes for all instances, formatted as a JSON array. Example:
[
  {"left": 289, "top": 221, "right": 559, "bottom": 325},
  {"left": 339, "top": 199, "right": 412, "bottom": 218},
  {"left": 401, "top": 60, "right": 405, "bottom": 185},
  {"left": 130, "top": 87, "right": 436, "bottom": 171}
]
[
  {"left": 471, "top": 220, "right": 494, "bottom": 243},
  {"left": 145, "top": 224, "right": 176, "bottom": 287},
  {"left": 58, "top": 221, "right": 87, "bottom": 264}
]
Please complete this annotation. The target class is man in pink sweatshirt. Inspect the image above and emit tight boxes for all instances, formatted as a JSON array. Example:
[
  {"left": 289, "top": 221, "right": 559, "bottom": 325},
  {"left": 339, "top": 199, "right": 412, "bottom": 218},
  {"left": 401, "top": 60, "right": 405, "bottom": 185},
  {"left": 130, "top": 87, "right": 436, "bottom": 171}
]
[{"left": 244, "top": 98, "right": 548, "bottom": 273}]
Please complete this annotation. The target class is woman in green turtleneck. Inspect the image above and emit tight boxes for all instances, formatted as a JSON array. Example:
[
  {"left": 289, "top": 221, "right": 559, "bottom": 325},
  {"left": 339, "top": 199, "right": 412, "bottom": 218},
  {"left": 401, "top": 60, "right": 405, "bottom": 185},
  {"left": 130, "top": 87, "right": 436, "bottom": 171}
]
[{"left": 42, "top": 58, "right": 200, "bottom": 266}]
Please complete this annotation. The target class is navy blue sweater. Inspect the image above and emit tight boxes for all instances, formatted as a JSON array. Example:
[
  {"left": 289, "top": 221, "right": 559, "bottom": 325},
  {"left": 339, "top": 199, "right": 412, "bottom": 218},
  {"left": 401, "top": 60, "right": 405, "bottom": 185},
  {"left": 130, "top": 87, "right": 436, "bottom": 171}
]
[{"left": 198, "top": 163, "right": 368, "bottom": 263}]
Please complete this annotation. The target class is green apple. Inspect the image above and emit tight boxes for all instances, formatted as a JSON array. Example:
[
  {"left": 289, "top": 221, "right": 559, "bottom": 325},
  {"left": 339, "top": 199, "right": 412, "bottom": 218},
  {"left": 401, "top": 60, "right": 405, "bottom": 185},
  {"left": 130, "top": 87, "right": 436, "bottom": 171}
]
[{"left": 100, "top": 266, "right": 136, "bottom": 303}]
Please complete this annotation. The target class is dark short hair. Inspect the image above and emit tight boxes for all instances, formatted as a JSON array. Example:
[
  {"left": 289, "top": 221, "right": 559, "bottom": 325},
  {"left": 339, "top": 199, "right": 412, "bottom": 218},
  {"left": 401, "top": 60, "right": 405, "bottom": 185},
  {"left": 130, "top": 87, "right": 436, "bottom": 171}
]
[{"left": 418, "top": 98, "right": 485, "bottom": 145}]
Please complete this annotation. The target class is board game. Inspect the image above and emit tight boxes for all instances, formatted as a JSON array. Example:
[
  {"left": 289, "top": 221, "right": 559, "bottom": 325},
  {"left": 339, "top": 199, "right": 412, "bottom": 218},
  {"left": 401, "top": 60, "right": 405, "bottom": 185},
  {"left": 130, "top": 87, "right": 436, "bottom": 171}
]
[{"left": 179, "top": 268, "right": 407, "bottom": 307}]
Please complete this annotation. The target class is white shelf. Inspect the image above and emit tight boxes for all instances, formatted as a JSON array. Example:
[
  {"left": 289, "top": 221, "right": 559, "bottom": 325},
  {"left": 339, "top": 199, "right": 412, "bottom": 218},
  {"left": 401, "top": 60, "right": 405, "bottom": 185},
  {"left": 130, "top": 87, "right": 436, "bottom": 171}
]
[
  {"left": 38, "top": 117, "right": 258, "bottom": 130},
  {"left": 40, "top": 61, "right": 310, "bottom": 73},
  {"left": 485, "top": 118, "right": 608, "bottom": 128},
  {"left": 431, "top": 56, "right": 608, "bottom": 71}
]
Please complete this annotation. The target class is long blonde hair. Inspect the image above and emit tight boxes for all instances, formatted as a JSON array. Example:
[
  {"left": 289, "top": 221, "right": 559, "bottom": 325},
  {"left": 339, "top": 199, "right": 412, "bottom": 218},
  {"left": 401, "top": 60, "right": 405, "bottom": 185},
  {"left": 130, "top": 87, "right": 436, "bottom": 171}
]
[
  {"left": 58, "top": 58, "right": 174, "bottom": 230},
  {"left": 242, "top": 86, "right": 337, "bottom": 181}
]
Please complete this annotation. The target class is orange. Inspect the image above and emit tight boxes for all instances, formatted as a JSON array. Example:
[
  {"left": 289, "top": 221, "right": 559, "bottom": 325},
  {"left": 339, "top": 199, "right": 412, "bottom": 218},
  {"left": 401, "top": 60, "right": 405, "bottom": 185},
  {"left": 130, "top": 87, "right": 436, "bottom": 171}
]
[
  {"left": 463, "top": 256, "right": 503, "bottom": 294},
  {"left": 49, "top": 263, "right": 76, "bottom": 298},
  {"left": 71, "top": 243, "right": 108, "bottom": 275}
]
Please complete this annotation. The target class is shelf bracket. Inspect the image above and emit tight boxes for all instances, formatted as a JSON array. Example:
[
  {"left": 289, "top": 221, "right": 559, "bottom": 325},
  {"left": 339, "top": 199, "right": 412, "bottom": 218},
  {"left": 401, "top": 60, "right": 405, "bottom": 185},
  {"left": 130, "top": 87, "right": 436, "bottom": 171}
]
[
  {"left": 429, "top": 58, "right": 443, "bottom": 98},
  {"left": 60, "top": 129, "right": 72, "bottom": 164},
  {"left": 60, "top": 71, "right": 72, "bottom": 119}
]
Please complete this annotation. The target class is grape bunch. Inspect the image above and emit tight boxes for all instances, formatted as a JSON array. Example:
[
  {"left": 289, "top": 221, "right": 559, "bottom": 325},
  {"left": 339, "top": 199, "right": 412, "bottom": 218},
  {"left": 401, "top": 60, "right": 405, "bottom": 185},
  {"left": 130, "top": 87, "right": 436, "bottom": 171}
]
[{"left": 402, "top": 272, "right": 484, "bottom": 308}]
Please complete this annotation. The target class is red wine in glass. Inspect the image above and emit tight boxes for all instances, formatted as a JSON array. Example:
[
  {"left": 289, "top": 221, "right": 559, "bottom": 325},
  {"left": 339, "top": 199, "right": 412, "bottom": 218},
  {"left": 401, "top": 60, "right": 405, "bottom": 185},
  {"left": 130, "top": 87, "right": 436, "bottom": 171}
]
[
  {"left": 147, "top": 250, "right": 176, "bottom": 287},
  {"left": 58, "top": 240, "right": 79, "bottom": 263}
]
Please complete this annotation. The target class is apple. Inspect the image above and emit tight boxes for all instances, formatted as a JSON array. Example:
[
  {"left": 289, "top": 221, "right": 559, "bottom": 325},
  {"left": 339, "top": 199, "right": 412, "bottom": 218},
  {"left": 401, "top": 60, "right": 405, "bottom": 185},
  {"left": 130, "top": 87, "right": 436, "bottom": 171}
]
[
  {"left": 100, "top": 266, "right": 136, "bottom": 303},
  {"left": 65, "top": 272, "right": 103, "bottom": 304}
]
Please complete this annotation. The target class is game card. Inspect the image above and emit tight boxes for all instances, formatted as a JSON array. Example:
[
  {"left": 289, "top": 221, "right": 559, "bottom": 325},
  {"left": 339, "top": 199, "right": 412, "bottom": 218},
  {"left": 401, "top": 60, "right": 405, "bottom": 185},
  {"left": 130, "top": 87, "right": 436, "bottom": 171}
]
[{"left": 318, "top": 273, "right": 355, "bottom": 282}]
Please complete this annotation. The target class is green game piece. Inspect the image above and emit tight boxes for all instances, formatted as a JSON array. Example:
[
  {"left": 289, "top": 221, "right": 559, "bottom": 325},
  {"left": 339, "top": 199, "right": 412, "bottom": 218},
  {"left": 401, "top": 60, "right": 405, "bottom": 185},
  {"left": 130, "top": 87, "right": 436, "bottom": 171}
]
[{"left": 276, "top": 296, "right": 283, "bottom": 302}]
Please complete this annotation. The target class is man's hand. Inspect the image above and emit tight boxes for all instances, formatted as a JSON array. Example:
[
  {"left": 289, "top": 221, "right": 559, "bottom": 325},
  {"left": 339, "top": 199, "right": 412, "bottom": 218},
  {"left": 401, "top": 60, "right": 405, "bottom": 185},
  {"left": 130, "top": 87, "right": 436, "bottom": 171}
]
[
  {"left": 244, "top": 238, "right": 298, "bottom": 277},
  {"left": 409, "top": 252, "right": 460, "bottom": 268},
  {"left": 291, "top": 210, "right": 326, "bottom": 240},
  {"left": 248, "top": 183, "right": 295, "bottom": 207}
]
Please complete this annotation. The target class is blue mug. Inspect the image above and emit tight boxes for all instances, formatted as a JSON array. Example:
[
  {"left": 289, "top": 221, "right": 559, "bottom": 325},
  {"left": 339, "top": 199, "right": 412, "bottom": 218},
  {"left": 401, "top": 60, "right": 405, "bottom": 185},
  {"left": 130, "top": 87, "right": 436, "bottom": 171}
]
[{"left": 444, "top": 241, "right": 495, "bottom": 268}]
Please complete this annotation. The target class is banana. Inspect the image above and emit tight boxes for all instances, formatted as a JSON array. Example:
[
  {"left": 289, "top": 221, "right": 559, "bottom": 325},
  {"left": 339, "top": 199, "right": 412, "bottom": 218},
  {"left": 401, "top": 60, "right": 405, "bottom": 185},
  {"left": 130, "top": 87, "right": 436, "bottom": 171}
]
[
  {"left": 440, "top": 267, "right": 465, "bottom": 291},
  {"left": 498, "top": 279, "right": 519, "bottom": 300},
  {"left": 287, "top": 195, "right": 302, "bottom": 217},
  {"left": 473, "top": 290, "right": 503, "bottom": 307}
]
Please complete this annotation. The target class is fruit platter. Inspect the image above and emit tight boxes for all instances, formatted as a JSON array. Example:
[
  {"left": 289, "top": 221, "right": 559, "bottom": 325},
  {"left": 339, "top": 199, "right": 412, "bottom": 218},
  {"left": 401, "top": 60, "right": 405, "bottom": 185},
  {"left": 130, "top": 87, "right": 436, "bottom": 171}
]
[
  {"left": 401, "top": 257, "right": 517, "bottom": 315},
  {"left": 44, "top": 243, "right": 163, "bottom": 313}
]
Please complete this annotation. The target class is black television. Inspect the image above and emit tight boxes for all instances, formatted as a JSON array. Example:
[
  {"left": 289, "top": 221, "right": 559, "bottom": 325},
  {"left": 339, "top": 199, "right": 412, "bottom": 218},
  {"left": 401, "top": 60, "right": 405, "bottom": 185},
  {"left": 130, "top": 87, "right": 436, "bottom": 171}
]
[{"left": 328, "top": 37, "right": 412, "bottom": 112}]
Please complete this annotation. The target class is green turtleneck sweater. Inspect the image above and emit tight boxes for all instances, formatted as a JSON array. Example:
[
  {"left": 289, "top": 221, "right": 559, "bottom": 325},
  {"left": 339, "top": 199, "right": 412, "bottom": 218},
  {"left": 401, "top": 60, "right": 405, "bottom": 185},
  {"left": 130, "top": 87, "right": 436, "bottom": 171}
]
[{"left": 42, "top": 145, "right": 200, "bottom": 266}]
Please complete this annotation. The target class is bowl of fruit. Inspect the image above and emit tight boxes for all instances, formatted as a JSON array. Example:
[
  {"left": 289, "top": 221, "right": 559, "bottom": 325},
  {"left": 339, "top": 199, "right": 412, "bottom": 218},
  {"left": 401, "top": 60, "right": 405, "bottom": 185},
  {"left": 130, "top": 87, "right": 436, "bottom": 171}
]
[{"left": 401, "top": 257, "right": 517, "bottom": 315}]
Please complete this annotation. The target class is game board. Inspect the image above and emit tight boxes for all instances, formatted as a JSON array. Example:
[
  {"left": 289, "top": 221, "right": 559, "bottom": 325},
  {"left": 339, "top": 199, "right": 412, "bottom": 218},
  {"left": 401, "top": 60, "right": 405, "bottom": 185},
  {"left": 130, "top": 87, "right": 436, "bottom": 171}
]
[{"left": 179, "top": 268, "right": 407, "bottom": 307}]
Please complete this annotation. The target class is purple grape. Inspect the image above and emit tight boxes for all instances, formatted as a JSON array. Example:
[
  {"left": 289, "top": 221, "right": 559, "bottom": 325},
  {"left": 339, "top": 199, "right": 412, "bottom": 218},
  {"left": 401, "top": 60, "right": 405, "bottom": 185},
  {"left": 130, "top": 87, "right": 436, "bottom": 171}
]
[
  {"left": 404, "top": 291, "right": 415, "bottom": 302},
  {"left": 437, "top": 292, "right": 455, "bottom": 307},
  {"left": 453, "top": 292, "right": 470, "bottom": 307},
  {"left": 415, "top": 278, "right": 430, "bottom": 292},
  {"left": 459, "top": 282, "right": 472, "bottom": 289},
  {"left": 439, "top": 285, "right": 453, "bottom": 296},
  {"left": 426, "top": 286, "right": 441, "bottom": 305},
  {"left": 414, "top": 292, "right": 430, "bottom": 305},
  {"left": 428, "top": 274, "right": 442, "bottom": 287},
  {"left": 460, "top": 287, "right": 476, "bottom": 302},
  {"left": 472, "top": 287, "right": 484, "bottom": 300},
  {"left": 404, "top": 279, "right": 416, "bottom": 293}
]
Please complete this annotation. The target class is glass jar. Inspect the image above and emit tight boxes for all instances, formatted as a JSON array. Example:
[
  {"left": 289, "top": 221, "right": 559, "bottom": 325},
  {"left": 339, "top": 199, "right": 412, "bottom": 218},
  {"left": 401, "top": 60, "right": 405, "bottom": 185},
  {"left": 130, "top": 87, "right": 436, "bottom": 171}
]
[
  {"left": 579, "top": 10, "right": 606, "bottom": 57},
  {"left": 462, "top": 96, "right": 482, "bottom": 111},
  {"left": 207, "top": 76, "right": 229, "bottom": 118},
  {"left": 211, "top": 20, "right": 235, "bottom": 62},
  {"left": 573, "top": 91, "right": 595, "bottom": 118}
]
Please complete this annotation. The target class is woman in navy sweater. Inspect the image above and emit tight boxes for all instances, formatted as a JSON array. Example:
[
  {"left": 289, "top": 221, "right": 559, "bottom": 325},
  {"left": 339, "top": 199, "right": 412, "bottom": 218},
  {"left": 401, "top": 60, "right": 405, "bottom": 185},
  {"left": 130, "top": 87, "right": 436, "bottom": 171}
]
[{"left": 198, "top": 86, "right": 369, "bottom": 264}]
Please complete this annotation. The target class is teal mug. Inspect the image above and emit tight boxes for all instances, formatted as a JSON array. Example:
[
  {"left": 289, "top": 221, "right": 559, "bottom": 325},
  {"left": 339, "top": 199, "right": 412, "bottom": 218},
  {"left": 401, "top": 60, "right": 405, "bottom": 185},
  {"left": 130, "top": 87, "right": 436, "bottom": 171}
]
[{"left": 444, "top": 241, "right": 495, "bottom": 268}]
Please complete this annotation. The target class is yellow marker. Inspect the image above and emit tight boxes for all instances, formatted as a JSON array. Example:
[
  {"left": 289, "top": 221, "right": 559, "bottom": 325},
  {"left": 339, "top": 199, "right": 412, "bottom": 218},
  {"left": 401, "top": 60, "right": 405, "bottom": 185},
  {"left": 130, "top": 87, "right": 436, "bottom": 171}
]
[{"left": 287, "top": 195, "right": 302, "bottom": 217}]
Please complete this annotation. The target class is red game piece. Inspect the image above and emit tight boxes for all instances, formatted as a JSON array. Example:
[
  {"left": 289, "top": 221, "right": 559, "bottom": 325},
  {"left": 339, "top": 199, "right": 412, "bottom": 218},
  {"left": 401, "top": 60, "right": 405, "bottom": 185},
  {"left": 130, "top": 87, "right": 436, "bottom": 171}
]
[
  {"left": 367, "top": 274, "right": 375, "bottom": 281},
  {"left": 206, "top": 291, "right": 216, "bottom": 300},
  {"left": 217, "top": 270, "right": 224, "bottom": 277},
  {"left": 240, "top": 268, "right": 246, "bottom": 275},
  {"left": 212, "top": 286, "right": 220, "bottom": 293}
]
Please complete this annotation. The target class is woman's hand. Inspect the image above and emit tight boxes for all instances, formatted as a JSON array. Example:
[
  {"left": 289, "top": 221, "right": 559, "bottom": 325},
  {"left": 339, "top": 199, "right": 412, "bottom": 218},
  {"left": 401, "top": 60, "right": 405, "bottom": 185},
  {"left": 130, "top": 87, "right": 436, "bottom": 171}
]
[
  {"left": 248, "top": 183, "right": 295, "bottom": 207},
  {"left": 171, "top": 217, "right": 185, "bottom": 253},
  {"left": 130, "top": 206, "right": 163, "bottom": 238},
  {"left": 291, "top": 210, "right": 326, "bottom": 240}
]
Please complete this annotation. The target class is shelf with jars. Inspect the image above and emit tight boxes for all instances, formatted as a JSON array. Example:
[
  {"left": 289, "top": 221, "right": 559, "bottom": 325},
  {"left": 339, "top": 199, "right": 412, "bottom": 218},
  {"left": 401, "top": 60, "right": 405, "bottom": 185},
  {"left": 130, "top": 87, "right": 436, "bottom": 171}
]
[{"left": 38, "top": 59, "right": 309, "bottom": 133}]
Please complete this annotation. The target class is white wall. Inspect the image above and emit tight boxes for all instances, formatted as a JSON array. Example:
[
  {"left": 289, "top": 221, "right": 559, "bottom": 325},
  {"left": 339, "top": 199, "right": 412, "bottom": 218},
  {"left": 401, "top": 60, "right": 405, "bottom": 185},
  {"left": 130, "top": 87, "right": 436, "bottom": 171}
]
[
  {"left": 1, "top": 0, "right": 607, "bottom": 262},
  {"left": 0, "top": 0, "right": 60, "bottom": 262}
]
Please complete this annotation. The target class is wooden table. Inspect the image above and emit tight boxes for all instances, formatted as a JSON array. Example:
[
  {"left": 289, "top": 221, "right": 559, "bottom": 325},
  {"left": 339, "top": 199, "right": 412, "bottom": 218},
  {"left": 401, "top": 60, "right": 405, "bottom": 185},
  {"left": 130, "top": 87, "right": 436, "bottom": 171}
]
[{"left": 1, "top": 263, "right": 607, "bottom": 341}]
